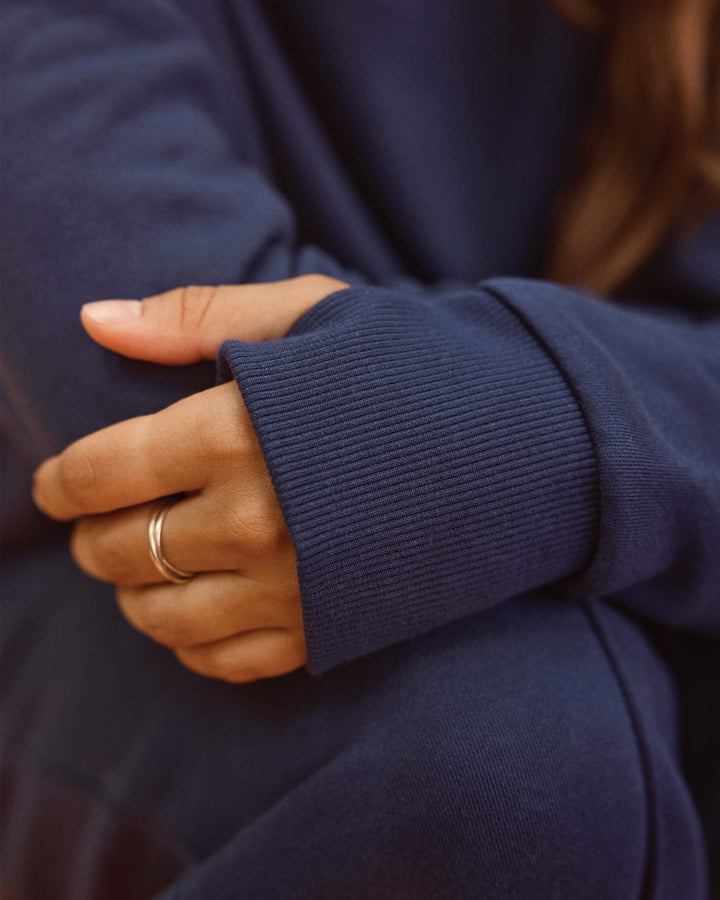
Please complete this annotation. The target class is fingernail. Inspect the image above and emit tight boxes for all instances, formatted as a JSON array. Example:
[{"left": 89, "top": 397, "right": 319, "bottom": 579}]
[{"left": 82, "top": 299, "right": 143, "bottom": 324}]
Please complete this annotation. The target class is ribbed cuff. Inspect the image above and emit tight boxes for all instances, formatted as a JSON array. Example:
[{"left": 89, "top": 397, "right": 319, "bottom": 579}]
[{"left": 220, "top": 286, "right": 599, "bottom": 673}]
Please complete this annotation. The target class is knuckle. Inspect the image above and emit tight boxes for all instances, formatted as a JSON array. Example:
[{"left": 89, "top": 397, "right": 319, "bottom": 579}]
[
  {"left": 229, "top": 501, "right": 288, "bottom": 560},
  {"left": 56, "top": 444, "right": 99, "bottom": 514},
  {"left": 174, "top": 648, "right": 214, "bottom": 680},
  {"left": 69, "top": 521, "right": 95, "bottom": 576},
  {"left": 174, "top": 284, "right": 219, "bottom": 332},
  {"left": 175, "top": 633, "right": 305, "bottom": 684},
  {"left": 193, "top": 383, "right": 255, "bottom": 467},
  {"left": 132, "top": 606, "right": 174, "bottom": 645},
  {"left": 205, "top": 413, "right": 247, "bottom": 463},
  {"left": 220, "top": 636, "right": 305, "bottom": 684},
  {"left": 144, "top": 619, "right": 193, "bottom": 650},
  {"left": 214, "top": 650, "right": 260, "bottom": 684},
  {"left": 71, "top": 520, "right": 135, "bottom": 584},
  {"left": 183, "top": 643, "right": 264, "bottom": 684},
  {"left": 117, "top": 590, "right": 192, "bottom": 648},
  {"left": 256, "top": 578, "right": 302, "bottom": 625},
  {"left": 114, "top": 587, "right": 145, "bottom": 630}
]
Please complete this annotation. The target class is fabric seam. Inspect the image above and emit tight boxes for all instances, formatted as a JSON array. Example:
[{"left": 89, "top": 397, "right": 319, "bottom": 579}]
[{"left": 580, "top": 600, "right": 657, "bottom": 900}]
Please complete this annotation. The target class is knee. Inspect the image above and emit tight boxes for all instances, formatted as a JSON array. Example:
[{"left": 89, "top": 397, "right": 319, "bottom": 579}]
[
  {"left": 336, "top": 602, "right": 649, "bottom": 898},
  {"left": 355, "top": 704, "right": 644, "bottom": 897}
]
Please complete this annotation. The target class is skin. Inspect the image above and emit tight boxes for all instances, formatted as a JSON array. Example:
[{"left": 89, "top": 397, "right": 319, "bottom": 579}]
[{"left": 32, "top": 275, "right": 349, "bottom": 683}]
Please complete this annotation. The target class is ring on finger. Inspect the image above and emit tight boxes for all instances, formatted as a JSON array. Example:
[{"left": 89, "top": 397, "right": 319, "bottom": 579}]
[{"left": 148, "top": 501, "right": 195, "bottom": 584}]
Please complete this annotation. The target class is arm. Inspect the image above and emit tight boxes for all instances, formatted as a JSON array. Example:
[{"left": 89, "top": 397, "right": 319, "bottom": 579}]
[
  {"left": 35, "top": 232, "right": 720, "bottom": 675},
  {"left": 1, "top": 0, "right": 371, "bottom": 461},
  {"left": 220, "top": 266, "right": 720, "bottom": 670},
  {"left": 11, "top": 0, "right": 720, "bottom": 675}
]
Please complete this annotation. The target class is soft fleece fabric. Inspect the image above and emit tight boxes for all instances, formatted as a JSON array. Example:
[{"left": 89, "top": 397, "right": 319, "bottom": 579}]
[{"left": 2, "top": 0, "right": 719, "bottom": 897}]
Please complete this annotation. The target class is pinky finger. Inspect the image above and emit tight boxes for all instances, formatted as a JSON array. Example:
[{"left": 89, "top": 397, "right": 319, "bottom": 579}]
[{"left": 174, "top": 628, "right": 307, "bottom": 684}]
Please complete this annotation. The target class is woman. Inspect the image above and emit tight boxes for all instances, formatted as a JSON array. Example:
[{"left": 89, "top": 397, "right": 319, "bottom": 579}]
[{"left": 2, "top": 0, "right": 719, "bottom": 897}]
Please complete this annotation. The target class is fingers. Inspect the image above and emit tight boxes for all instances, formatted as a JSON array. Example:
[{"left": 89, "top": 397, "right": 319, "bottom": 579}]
[
  {"left": 175, "top": 629, "right": 307, "bottom": 683},
  {"left": 115, "top": 578, "right": 307, "bottom": 684},
  {"left": 69, "top": 488, "right": 294, "bottom": 587},
  {"left": 33, "top": 382, "right": 248, "bottom": 521},
  {"left": 80, "top": 275, "right": 349, "bottom": 365},
  {"left": 115, "top": 573, "right": 304, "bottom": 650}
]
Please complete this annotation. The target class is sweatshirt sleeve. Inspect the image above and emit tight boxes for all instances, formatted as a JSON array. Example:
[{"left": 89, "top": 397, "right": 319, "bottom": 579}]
[
  {"left": 220, "top": 217, "right": 720, "bottom": 673},
  {"left": 0, "top": 0, "right": 371, "bottom": 461}
]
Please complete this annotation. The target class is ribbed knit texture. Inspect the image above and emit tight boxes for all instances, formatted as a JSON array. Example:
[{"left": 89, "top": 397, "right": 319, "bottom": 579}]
[
  {"left": 221, "top": 286, "right": 599, "bottom": 672},
  {"left": 4, "top": 0, "right": 719, "bottom": 895},
  {"left": 487, "top": 276, "right": 720, "bottom": 633}
]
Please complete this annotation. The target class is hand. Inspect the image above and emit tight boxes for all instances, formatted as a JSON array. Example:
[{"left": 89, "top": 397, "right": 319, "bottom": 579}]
[{"left": 33, "top": 275, "right": 348, "bottom": 682}]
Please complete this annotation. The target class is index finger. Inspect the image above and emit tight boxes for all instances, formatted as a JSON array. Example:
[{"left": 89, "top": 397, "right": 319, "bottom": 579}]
[{"left": 32, "top": 382, "right": 245, "bottom": 520}]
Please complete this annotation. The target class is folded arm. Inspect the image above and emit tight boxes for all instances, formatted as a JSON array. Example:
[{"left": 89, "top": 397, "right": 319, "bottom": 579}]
[{"left": 34, "top": 261, "right": 720, "bottom": 676}]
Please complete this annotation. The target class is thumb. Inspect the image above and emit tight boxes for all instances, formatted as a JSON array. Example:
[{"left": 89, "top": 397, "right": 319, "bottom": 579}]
[{"left": 80, "top": 276, "right": 348, "bottom": 365}]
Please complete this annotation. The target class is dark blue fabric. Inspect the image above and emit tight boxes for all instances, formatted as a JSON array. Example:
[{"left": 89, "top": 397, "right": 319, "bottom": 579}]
[
  {"left": 2, "top": 549, "right": 705, "bottom": 899},
  {"left": 2, "top": 0, "right": 717, "bottom": 896},
  {"left": 221, "top": 274, "right": 720, "bottom": 671},
  {"left": 221, "top": 285, "right": 600, "bottom": 671}
]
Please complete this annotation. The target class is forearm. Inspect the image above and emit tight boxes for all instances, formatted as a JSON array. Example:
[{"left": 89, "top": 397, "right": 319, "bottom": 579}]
[{"left": 221, "top": 264, "right": 720, "bottom": 671}]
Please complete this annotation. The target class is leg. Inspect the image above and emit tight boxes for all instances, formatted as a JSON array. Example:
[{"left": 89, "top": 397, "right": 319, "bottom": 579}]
[
  {"left": 160, "top": 599, "right": 704, "bottom": 900},
  {"left": 1, "top": 549, "right": 708, "bottom": 899}
]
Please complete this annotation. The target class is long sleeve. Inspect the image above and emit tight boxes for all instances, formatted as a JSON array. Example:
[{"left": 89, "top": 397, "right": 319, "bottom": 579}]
[
  {"left": 221, "top": 217, "right": 720, "bottom": 672},
  {"left": 4, "top": 0, "right": 718, "bottom": 675},
  {"left": 1, "top": 0, "right": 373, "bottom": 464},
  {"left": 1, "top": 0, "right": 596, "bottom": 459},
  {"left": 1, "top": 0, "right": 596, "bottom": 550},
  {"left": 1, "top": 0, "right": 386, "bottom": 550}
]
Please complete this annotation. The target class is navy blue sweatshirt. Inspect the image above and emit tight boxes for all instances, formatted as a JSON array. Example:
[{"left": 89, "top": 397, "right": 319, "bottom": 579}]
[
  {"left": 2, "top": 0, "right": 719, "bottom": 893},
  {"left": 3, "top": 0, "right": 718, "bottom": 669}
]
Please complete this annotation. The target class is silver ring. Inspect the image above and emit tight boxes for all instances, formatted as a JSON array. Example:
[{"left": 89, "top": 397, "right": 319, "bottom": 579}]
[{"left": 148, "top": 502, "right": 194, "bottom": 584}]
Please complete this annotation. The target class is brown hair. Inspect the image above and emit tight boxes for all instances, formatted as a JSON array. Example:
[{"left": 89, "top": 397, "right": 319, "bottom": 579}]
[{"left": 547, "top": 0, "right": 720, "bottom": 295}]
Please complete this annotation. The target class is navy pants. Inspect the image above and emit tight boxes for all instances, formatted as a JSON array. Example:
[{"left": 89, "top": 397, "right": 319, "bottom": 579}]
[{"left": 1, "top": 546, "right": 709, "bottom": 899}]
